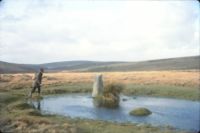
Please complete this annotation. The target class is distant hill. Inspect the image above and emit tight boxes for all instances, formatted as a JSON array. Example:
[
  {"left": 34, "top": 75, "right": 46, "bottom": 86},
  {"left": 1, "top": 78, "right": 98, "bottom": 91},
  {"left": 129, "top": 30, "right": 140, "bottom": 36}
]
[
  {"left": 0, "top": 56, "right": 199, "bottom": 73},
  {"left": 0, "top": 61, "right": 41, "bottom": 73},
  {"left": 41, "top": 61, "right": 124, "bottom": 71},
  {"left": 82, "top": 56, "right": 200, "bottom": 72}
]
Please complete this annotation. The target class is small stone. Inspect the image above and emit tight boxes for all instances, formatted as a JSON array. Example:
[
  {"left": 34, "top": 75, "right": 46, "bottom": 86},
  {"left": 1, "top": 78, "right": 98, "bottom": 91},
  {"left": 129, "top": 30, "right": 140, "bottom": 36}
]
[
  {"left": 122, "top": 98, "right": 128, "bottom": 101},
  {"left": 132, "top": 96, "right": 137, "bottom": 99}
]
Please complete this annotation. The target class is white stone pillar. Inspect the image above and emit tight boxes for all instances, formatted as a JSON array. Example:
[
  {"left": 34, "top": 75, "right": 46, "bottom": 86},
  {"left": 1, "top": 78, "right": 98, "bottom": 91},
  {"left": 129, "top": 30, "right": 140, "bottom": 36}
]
[{"left": 92, "top": 74, "right": 104, "bottom": 97}]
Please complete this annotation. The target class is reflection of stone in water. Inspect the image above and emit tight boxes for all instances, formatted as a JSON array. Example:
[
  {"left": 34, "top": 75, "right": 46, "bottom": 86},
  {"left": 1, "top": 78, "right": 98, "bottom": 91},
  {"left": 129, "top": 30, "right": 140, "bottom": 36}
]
[
  {"left": 92, "top": 74, "right": 104, "bottom": 97},
  {"left": 93, "top": 98, "right": 101, "bottom": 107}
]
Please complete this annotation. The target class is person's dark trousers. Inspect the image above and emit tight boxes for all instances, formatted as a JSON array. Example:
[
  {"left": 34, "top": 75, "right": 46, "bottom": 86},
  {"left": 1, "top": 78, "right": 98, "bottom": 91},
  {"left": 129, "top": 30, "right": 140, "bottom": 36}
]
[{"left": 31, "top": 85, "right": 40, "bottom": 94}]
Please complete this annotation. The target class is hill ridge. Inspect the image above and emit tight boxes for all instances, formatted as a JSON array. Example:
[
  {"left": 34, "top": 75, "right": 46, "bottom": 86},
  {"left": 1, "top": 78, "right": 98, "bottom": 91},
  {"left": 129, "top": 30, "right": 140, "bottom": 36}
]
[{"left": 0, "top": 55, "right": 199, "bottom": 73}]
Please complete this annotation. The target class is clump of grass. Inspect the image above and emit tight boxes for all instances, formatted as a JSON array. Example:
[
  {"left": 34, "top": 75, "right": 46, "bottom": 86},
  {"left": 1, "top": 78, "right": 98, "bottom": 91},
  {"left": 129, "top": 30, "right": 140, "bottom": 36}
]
[
  {"left": 94, "top": 83, "right": 124, "bottom": 108},
  {"left": 103, "top": 83, "right": 123, "bottom": 96},
  {"left": 129, "top": 107, "right": 152, "bottom": 116}
]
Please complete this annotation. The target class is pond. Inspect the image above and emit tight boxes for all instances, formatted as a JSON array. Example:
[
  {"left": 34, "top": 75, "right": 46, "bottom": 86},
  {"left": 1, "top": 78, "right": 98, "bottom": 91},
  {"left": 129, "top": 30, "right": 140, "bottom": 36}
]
[{"left": 28, "top": 93, "right": 200, "bottom": 132}]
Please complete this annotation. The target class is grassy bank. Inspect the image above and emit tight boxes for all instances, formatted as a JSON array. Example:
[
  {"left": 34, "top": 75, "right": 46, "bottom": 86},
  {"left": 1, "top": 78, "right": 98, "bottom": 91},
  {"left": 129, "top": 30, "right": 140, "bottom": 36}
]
[
  {"left": 0, "top": 82, "right": 199, "bottom": 133},
  {"left": 6, "top": 82, "right": 199, "bottom": 101},
  {"left": 42, "top": 83, "right": 199, "bottom": 100},
  {"left": 124, "top": 84, "right": 200, "bottom": 101}
]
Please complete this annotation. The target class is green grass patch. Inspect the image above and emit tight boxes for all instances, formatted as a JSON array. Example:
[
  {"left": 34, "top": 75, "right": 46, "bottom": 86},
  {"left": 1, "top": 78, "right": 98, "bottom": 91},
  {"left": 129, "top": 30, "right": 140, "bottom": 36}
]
[
  {"left": 124, "top": 84, "right": 200, "bottom": 101},
  {"left": 43, "top": 83, "right": 92, "bottom": 94},
  {"left": 0, "top": 93, "right": 21, "bottom": 106}
]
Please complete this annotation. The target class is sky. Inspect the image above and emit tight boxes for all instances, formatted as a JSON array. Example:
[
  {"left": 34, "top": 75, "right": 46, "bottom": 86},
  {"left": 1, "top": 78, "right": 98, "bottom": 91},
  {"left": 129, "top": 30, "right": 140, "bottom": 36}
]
[{"left": 0, "top": 0, "right": 199, "bottom": 64}]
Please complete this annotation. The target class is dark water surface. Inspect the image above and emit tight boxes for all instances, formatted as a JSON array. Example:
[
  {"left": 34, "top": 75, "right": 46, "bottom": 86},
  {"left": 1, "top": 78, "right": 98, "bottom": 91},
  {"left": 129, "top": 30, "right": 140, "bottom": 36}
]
[{"left": 28, "top": 94, "right": 200, "bottom": 131}]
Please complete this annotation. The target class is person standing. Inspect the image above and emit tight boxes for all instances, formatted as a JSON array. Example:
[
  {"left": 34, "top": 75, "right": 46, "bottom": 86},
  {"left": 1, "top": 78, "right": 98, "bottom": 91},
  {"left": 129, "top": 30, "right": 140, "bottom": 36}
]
[{"left": 29, "top": 68, "right": 44, "bottom": 98}]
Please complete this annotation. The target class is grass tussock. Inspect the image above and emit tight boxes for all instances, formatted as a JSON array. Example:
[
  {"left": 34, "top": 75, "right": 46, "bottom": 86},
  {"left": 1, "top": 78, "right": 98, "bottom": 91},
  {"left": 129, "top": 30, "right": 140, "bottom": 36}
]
[
  {"left": 103, "top": 83, "right": 124, "bottom": 96},
  {"left": 94, "top": 83, "right": 124, "bottom": 108}
]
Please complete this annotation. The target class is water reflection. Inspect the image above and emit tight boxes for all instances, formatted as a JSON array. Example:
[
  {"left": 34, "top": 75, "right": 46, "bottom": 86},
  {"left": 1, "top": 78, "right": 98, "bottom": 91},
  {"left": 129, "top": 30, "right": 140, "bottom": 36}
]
[{"left": 28, "top": 99, "right": 41, "bottom": 110}]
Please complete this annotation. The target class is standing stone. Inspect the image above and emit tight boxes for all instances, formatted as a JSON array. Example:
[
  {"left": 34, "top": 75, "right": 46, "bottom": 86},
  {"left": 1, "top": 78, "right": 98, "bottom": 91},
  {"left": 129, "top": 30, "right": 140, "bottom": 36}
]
[{"left": 92, "top": 74, "right": 104, "bottom": 97}]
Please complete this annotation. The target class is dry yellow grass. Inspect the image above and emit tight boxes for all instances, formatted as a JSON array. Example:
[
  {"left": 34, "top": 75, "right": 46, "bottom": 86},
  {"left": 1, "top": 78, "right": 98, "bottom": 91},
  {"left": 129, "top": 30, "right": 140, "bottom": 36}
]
[{"left": 1, "top": 71, "right": 199, "bottom": 88}]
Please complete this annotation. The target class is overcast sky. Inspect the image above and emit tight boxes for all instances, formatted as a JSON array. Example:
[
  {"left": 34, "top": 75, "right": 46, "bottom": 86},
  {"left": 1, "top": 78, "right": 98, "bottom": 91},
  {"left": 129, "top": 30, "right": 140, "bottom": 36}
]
[{"left": 0, "top": 0, "right": 199, "bottom": 64}]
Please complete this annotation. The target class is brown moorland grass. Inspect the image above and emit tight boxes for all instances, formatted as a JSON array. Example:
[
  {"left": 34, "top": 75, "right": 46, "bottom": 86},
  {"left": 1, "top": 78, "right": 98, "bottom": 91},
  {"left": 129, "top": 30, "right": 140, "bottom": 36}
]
[
  {"left": 0, "top": 70, "right": 199, "bottom": 100},
  {"left": 1, "top": 71, "right": 199, "bottom": 88}
]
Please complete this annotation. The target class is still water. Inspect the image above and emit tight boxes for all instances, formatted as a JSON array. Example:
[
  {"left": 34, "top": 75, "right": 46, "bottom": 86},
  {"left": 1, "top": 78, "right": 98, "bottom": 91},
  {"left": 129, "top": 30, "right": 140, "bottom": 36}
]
[{"left": 28, "top": 93, "right": 200, "bottom": 131}]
